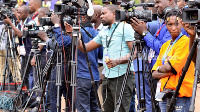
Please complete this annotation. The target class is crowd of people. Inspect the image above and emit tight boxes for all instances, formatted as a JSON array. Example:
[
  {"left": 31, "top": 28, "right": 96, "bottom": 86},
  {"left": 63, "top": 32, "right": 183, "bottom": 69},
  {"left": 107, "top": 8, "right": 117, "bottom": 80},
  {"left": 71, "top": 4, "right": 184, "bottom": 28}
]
[{"left": 0, "top": 0, "right": 197, "bottom": 112}]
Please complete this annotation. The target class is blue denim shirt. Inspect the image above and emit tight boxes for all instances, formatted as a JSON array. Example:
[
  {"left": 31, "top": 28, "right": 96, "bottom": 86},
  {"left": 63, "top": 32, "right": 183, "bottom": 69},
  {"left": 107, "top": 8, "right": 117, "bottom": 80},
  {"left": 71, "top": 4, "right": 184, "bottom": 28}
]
[
  {"left": 77, "top": 27, "right": 100, "bottom": 81},
  {"left": 53, "top": 27, "right": 71, "bottom": 47},
  {"left": 133, "top": 20, "right": 159, "bottom": 72}
]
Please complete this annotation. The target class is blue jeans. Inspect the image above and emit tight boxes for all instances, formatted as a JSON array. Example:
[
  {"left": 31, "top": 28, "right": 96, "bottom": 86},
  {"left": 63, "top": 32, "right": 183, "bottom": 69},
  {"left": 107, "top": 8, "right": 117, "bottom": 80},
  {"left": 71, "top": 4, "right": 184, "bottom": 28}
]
[
  {"left": 135, "top": 72, "right": 152, "bottom": 112},
  {"left": 75, "top": 77, "right": 99, "bottom": 112},
  {"left": 129, "top": 93, "right": 136, "bottom": 112},
  {"left": 159, "top": 97, "right": 191, "bottom": 112}
]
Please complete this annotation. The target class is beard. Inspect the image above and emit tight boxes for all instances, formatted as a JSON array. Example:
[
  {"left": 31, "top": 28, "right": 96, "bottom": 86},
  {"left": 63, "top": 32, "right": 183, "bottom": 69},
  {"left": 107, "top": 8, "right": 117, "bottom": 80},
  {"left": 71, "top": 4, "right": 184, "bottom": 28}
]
[{"left": 101, "top": 20, "right": 109, "bottom": 26}]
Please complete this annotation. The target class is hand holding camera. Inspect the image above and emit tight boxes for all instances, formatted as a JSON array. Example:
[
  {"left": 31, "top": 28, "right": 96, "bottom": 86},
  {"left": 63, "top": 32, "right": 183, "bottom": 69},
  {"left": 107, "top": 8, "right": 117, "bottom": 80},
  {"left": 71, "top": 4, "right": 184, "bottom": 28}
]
[
  {"left": 64, "top": 23, "right": 73, "bottom": 33},
  {"left": 130, "top": 17, "right": 148, "bottom": 35},
  {"left": 181, "top": 19, "right": 195, "bottom": 37},
  {"left": 3, "top": 16, "right": 12, "bottom": 25},
  {"left": 38, "top": 31, "right": 48, "bottom": 41},
  {"left": 51, "top": 14, "right": 60, "bottom": 25}
]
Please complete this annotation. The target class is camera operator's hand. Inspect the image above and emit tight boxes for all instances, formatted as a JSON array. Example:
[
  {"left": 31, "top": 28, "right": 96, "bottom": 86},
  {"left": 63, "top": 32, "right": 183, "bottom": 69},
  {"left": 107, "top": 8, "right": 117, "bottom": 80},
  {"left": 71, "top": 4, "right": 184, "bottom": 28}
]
[
  {"left": 130, "top": 17, "right": 148, "bottom": 35},
  {"left": 3, "top": 16, "right": 12, "bottom": 25},
  {"left": 51, "top": 14, "right": 60, "bottom": 25},
  {"left": 64, "top": 23, "right": 73, "bottom": 32},
  {"left": 38, "top": 31, "right": 48, "bottom": 41},
  {"left": 31, "top": 56, "right": 36, "bottom": 66},
  {"left": 181, "top": 20, "right": 195, "bottom": 37},
  {"left": 106, "top": 59, "right": 119, "bottom": 69}
]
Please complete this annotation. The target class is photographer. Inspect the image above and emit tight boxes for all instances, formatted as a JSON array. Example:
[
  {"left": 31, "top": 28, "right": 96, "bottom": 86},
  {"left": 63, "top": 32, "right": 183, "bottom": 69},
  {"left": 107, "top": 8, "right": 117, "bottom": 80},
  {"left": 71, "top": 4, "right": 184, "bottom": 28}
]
[
  {"left": 3, "top": 5, "right": 35, "bottom": 89},
  {"left": 130, "top": 0, "right": 189, "bottom": 111},
  {"left": 29, "top": 0, "right": 42, "bottom": 25},
  {"left": 27, "top": 7, "right": 51, "bottom": 111},
  {"left": 152, "top": 9, "right": 195, "bottom": 112},
  {"left": 72, "top": 14, "right": 101, "bottom": 112},
  {"left": 65, "top": 4, "right": 135, "bottom": 112},
  {"left": 38, "top": 14, "right": 72, "bottom": 112}
]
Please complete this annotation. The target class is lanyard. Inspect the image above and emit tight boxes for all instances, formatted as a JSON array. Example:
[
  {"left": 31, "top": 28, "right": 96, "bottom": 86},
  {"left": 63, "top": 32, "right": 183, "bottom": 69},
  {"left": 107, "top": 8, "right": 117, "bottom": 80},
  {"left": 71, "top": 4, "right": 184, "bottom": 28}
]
[
  {"left": 162, "top": 33, "right": 183, "bottom": 65},
  {"left": 156, "top": 23, "right": 165, "bottom": 37},
  {"left": 32, "top": 12, "right": 38, "bottom": 20},
  {"left": 20, "top": 17, "right": 28, "bottom": 44},
  {"left": 106, "top": 23, "right": 120, "bottom": 51}
]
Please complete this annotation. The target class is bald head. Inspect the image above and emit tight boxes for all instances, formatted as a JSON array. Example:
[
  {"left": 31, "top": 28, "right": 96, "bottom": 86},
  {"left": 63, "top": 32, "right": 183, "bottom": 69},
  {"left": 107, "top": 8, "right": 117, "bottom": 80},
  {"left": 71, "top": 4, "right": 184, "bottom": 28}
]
[
  {"left": 17, "top": 5, "right": 30, "bottom": 21},
  {"left": 90, "top": 5, "right": 103, "bottom": 24},
  {"left": 93, "top": 5, "right": 103, "bottom": 15},
  {"left": 38, "top": 7, "right": 50, "bottom": 19},
  {"left": 20, "top": 5, "right": 30, "bottom": 14},
  {"left": 29, "top": 0, "right": 42, "bottom": 13}
]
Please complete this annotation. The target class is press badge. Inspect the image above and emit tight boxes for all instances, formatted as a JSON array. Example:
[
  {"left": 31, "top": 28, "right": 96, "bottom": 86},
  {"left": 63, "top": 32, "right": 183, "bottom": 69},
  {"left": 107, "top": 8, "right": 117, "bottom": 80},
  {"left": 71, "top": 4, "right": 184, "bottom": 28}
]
[
  {"left": 105, "top": 54, "right": 109, "bottom": 62},
  {"left": 104, "top": 54, "right": 110, "bottom": 65}
]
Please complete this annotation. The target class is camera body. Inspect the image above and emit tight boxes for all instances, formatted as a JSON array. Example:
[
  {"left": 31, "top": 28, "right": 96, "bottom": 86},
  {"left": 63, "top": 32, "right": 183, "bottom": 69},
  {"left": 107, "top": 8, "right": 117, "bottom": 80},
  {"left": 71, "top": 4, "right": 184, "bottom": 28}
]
[
  {"left": 182, "top": 0, "right": 200, "bottom": 24},
  {"left": 0, "top": 0, "right": 17, "bottom": 20},
  {"left": 155, "top": 89, "right": 175, "bottom": 102},
  {"left": 54, "top": 4, "right": 88, "bottom": 15},
  {"left": 39, "top": 17, "right": 54, "bottom": 26},
  {"left": 115, "top": 1, "right": 154, "bottom": 23},
  {"left": 23, "top": 24, "right": 40, "bottom": 39}
]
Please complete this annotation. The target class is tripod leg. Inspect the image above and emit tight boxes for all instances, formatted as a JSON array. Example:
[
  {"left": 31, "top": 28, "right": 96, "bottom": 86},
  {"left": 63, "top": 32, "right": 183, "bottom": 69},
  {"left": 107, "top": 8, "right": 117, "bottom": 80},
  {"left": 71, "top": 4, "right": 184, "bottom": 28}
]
[
  {"left": 22, "top": 90, "right": 35, "bottom": 112},
  {"left": 18, "top": 52, "right": 33, "bottom": 94},
  {"left": 189, "top": 40, "right": 200, "bottom": 112},
  {"left": 114, "top": 41, "right": 136, "bottom": 112},
  {"left": 56, "top": 51, "right": 62, "bottom": 112}
]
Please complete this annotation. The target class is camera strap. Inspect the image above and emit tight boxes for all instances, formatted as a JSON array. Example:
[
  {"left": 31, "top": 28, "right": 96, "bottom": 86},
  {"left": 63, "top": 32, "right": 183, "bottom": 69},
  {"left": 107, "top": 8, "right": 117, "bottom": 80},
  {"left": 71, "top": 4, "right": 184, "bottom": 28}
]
[
  {"left": 163, "top": 76, "right": 171, "bottom": 90},
  {"left": 106, "top": 22, "right": 120, "bottom": 50}
]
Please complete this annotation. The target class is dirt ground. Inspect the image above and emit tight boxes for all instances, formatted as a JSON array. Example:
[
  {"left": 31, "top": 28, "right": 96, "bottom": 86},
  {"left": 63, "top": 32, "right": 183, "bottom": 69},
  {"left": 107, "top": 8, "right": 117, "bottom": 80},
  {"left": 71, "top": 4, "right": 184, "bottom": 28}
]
[
  {"left": 0, "top": 84, "right": 199, "bottom": 112},
  {"left": 59, "top": 84, "right": 200, "bottom": 112}
]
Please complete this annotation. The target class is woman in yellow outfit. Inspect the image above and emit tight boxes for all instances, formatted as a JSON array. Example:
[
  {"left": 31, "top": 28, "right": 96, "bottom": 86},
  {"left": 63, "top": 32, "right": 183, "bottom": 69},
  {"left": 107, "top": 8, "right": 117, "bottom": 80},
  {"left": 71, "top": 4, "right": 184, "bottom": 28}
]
[{"left": 152, "top": 9, "right": 195, "bottom": 112}]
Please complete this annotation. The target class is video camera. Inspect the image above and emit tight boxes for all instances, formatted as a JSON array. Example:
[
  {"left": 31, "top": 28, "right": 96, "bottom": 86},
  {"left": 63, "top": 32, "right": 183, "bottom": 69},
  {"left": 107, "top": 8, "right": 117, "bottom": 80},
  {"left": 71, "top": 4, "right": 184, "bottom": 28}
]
[
  {"left": 23, "top": 24, "right": 41, "bottom": 39},
  {"left": 155, "top": 89, "right": 175, "bottom": 102},
  {"left": 39, "top": 12, "right": 54, "bottom": 26},
  {"left": 0, "top": 0, "right": 17, "bottom": 20},
  {"left": 115, "top": 1, "right": 154, "bottom": 23},
  {"left": 182, "top": 0, "right": 200, "bottom": 24},
  {"left": 54, "top": 4, "right": 88, "bottom": 15}
]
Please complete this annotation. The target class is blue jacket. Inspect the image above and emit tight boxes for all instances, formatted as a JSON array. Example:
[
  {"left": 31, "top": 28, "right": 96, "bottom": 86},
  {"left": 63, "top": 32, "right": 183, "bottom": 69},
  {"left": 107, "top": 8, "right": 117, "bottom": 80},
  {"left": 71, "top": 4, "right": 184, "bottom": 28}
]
[
  {"left": 77, "top": 27, "right": 100, "bottom": 81},
  {"left": 53, "top": 27, "right": 71, "bottom": 47}
]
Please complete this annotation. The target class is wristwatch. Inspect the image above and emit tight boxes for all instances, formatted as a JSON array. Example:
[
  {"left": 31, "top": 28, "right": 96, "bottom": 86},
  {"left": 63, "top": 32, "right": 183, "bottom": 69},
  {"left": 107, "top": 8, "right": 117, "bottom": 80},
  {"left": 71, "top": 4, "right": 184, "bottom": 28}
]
[
  {"left": 54, "top": 24, "right": 59, "bottom": 28},
  {"left": 142, "top": 31, "right": 149, "bottom": 37}
]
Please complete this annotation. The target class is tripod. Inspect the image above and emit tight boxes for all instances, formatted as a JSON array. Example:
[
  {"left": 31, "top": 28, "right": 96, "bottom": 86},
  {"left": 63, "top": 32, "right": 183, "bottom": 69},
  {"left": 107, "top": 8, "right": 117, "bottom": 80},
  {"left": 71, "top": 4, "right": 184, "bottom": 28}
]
[
  {"left": 20, "top": 38, "right": 47, "bottom": 112},
  {"left": 1, "top": 25, "right": 20, "bottom": 91},
  {"left": 65, "top": 27, "right": 79, "bottom": 112},
  {"left": 114, "top": 33, "right": 160, "bottom": 112},
  {"left": 65, "top": 26, "right": 102, "bottom": 112},
  {"left": 167, "top": 33, "right": 200, "bottom": 112}
]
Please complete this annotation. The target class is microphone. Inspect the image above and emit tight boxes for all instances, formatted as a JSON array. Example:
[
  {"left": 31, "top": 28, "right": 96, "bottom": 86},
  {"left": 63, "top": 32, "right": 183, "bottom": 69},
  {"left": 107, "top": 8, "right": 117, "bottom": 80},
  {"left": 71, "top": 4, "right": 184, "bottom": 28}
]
[{"left": 87, "top": 0, "right": 94, "bottom": 17}]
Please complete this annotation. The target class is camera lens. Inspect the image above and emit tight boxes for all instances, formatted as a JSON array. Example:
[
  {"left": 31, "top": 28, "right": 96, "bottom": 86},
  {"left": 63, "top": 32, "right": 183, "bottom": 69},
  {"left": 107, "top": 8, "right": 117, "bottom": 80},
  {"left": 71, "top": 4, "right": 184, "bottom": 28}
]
[{"left": 189, "top": 13, "right": 198, "bottom": 20}]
